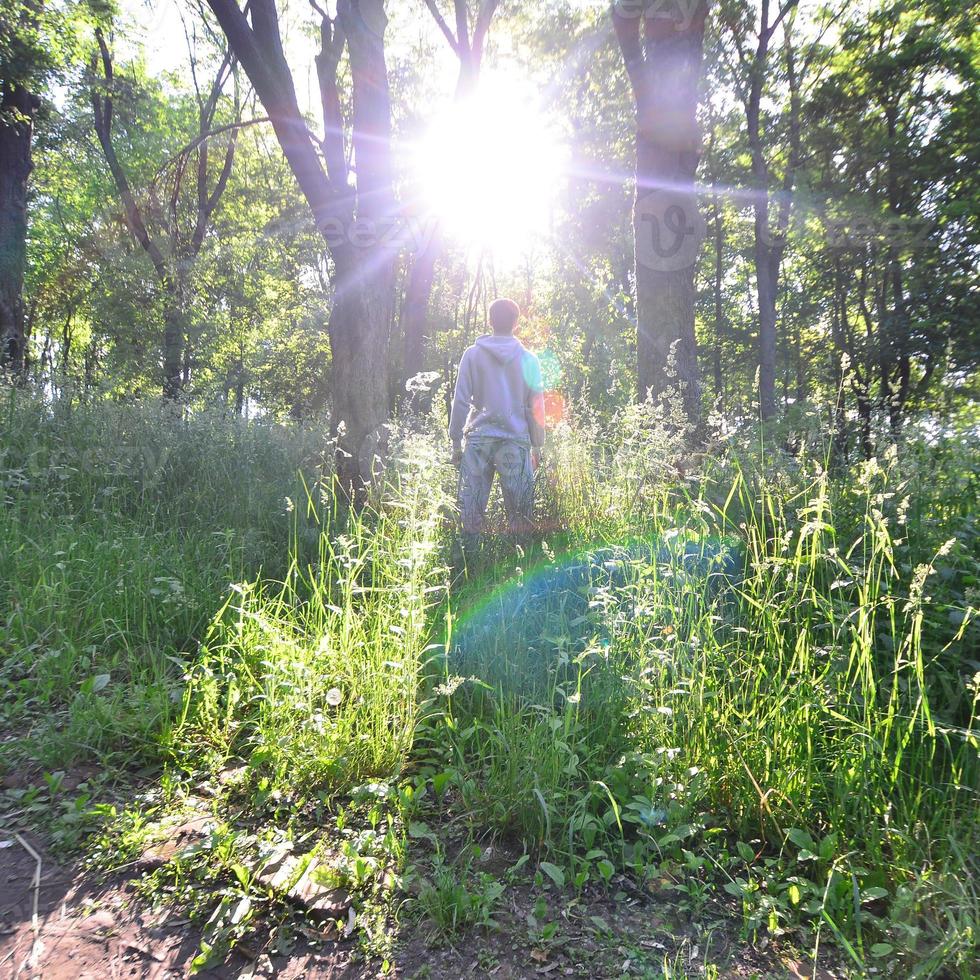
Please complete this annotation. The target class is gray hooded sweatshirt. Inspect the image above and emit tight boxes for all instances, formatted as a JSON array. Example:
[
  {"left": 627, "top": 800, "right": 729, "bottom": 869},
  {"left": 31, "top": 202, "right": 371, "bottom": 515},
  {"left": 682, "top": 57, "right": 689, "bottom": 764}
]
[{"left": 449, "top": 335, "right": 545, "bottom": 448}]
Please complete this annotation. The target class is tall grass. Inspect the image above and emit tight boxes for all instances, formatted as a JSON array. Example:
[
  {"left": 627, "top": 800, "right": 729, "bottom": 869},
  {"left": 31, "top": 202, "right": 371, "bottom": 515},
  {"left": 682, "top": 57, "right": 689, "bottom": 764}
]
[
  {"left": 1, "top": 388, "right": 976, "bottom": 972},
  {"left": 433, "top": 407, "right": 979, "bottom": 972},
  {"left": 172, "top": 432, "right": 452, "bottom": 792},
  {"left": 0, "top": 390, "right": 324, "bottom": 766}
]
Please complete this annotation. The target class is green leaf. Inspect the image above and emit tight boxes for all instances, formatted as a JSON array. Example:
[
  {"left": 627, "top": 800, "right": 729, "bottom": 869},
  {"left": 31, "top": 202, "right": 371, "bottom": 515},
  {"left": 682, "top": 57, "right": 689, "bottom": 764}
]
[
  {"left": 786, "top": 827, "right": 816, "bottom": 852},
  {"left": 736, "top": 841, "right": 754, "bottom": 862},
  {"left": 408, "top": 821, "right": 434, "bottom": 841},
  {"left": 539, "top": 861, "right": 565, "bottom": 888},
  {"left": 870, "top": 943, "right": 894, "bottom": 958},
  {"left": 230, "top": 895, "right": 251, "bottom": 925},
  {"left": 861, "top": 887, "right": 889, "bottom": 902}
]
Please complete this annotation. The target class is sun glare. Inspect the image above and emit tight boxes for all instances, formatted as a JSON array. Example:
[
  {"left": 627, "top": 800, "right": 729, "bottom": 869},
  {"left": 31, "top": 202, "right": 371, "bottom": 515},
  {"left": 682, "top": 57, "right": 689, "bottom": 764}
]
[{"left": 412, "top": 73, "right": 567, "bottom": 265}]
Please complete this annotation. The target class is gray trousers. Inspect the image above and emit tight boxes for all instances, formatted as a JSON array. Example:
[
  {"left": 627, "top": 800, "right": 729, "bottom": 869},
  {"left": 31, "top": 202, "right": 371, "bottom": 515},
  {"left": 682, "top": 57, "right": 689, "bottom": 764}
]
[{"left": 458, "top": 437, "right": 535, "bottom": 536}]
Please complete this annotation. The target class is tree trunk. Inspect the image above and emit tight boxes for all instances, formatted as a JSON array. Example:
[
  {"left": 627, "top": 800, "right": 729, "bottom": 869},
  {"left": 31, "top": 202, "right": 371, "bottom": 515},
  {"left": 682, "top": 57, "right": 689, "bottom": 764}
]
[
  {"left": 755, "top": 236, "right": 779, "bottom": 418},
  {"left": 163, "top": 275, "right": 186, "bottom": 400},
  {"left": 401, "top": 222, "right": 442, "bottom": 401},
  {"left": 829, "top": 261, "right": 849, "bottom": 468},
  {"left": 207, "top": 0, "right": 396, "bottom": 501},
  {"left": 738, "top": 1, "right": 800, "bottom": 420},
  {"left": 883, "top": 103, "right": 910, "bottom": 431},
  {"left": 0, "top": 82, "right": 39, "bottom": 376},
  {"left": 91, "top": 27, "right": 237, "bottom": 402},
  {"left": 794, "top": 315, "right": 805, "bottom": 404},
  {"left": 634, "top": 138, "right": 702, "bottom": 421},
  {"left": 328, "top": 247, "right": 393, "bottom": 493},
  {"left": 712, "top": 191, "right": 724, "bottom": 402},
  {"left": 613, "top": 3, "right": 707, "bottom": 427}
]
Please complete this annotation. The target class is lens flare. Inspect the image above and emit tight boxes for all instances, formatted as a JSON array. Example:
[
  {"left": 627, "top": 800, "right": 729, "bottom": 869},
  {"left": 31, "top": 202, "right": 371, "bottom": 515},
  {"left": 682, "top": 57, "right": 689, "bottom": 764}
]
[{"left": 411, "top": 72, "right": 567, "bottom": 265}]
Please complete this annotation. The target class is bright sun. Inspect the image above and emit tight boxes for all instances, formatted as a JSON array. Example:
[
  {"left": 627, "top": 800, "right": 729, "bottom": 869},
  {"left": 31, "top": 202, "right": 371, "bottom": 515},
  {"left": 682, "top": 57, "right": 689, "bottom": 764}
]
[{"left": 412, "top": 73, "right": 567, "bottom": 265}]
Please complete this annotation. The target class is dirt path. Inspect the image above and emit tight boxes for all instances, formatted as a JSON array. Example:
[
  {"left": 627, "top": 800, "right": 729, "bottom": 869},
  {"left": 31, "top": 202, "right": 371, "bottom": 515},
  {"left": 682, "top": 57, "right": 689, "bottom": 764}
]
[
  {"left": 1, "top": 830, "right": 234, "bottom": 978},
  {"left": 0, "top": 831, "right": 379, "bottom": 979},
  {"left": 0, "top": 827, "right": 838, "bottom": 979}
]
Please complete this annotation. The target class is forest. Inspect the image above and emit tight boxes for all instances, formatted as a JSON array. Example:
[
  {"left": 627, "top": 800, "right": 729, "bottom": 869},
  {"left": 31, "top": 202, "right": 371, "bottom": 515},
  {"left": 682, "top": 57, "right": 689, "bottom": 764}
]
[{"left": 0, "top": 0, "right": 977, "bottom": 976}]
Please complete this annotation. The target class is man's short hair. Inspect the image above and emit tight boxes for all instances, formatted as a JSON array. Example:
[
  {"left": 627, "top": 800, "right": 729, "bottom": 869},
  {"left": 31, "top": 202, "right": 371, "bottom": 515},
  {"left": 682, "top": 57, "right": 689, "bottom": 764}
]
[{"left": 489, "top": 298, "right": 520, "bottom": 334}]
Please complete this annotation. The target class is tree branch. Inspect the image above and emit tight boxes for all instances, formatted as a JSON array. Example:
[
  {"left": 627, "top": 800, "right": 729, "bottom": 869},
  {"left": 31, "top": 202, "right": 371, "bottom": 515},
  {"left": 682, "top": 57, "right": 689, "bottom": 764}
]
[
  {"left": 206, "top": 0, "right": 338, "bottom": 232},
  {"left": 454, "top": 0, "right": 469, "bottom": 56},
  {"left": 315, "top": 8, "right": 350, "bottom": 192},
  {"left": 90, "top": 28, "right": 169, "bottom": 282},
  {"left": 764, "top": 0, "right": 799, "bottom": 42},
  {"left": 610, "top": 0, "right": 646, "bottom": 109},
  {"left": 422, "top": 0, "right": 461, "bottom": 53},
  {"left": 470, "top": 0, "right": 500, "bottom": 70}
]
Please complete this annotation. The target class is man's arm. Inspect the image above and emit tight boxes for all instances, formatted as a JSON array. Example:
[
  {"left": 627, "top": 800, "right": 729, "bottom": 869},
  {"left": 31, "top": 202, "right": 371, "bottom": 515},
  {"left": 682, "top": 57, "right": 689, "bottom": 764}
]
[{"left": 448, "top": 350, "right": 473, "bottom": 463}]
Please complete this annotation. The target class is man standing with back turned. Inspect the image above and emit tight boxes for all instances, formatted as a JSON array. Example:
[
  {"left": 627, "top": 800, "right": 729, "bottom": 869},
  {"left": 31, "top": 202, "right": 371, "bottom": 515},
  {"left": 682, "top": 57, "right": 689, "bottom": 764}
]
[{"left": 449, "top": 298, "right": 545, "bottom": 566}]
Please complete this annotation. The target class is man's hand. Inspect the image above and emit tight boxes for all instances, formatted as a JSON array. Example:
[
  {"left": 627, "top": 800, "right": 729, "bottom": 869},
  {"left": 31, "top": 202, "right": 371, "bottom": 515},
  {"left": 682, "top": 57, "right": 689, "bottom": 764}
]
[
  {"left": 451, "top": 443, "right": 463, "bottom": 467},
  {"left": 531, "top": 448, "right": 542, "bottom": 472}
]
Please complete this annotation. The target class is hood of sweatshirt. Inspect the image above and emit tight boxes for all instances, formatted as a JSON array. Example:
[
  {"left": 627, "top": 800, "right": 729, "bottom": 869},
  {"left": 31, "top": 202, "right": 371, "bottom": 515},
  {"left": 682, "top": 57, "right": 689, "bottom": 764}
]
[{"left": 475, "top": 334, "right": 525, "bottom": 364}]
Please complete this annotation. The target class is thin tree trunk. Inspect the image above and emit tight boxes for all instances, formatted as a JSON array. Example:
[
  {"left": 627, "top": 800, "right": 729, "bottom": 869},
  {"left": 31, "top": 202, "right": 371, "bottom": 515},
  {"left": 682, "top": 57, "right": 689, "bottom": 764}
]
[
  {"left": 737, "top": 0, "right": 799, "bottom": 419},
  {"left": 755, "top": 221, "right": 779, "bottom": 418},
  {"left": 401, "top": 223, "right": 442, "bottom": 395},
  {"left": 91, "top": 28, "right": 236, "bottom": 401},
  {"left": 0, "top": 82, "right": 39, "bottom": 375},
  {"left": 794, "top": 315, "right": 805, "bottom": 404},
  {"left": 829, "top": 259, "right": 849, "bottom": 468},
  {"left": 712, "top": 190, "right": 724, "bottom": 402},
  {"left": 883, "top": 102, "right": 910, "bottom": 432}
]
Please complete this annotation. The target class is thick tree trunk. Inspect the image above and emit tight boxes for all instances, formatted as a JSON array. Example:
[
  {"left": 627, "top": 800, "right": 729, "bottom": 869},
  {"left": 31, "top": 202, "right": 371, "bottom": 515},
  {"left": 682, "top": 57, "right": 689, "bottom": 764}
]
[
  {"left": 207, "top": 0, "right": 396, "bottom": 502},
  {"left": 328, "top": 247, "right": 394, "bottom": 495},
  {"left": 614, "top": 3, "right": 707, "bottom": 427},
  {"left": 634, "top": 135, "right": 702, "bottom": 421},
  {"left": 0, "top": 82, "right": 39, "bottom": 375}
]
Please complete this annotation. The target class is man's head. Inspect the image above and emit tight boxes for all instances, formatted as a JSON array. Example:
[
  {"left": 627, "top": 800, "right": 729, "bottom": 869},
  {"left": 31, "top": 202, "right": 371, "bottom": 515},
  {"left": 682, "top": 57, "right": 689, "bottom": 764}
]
[{"left": 489, "top": 298, "right": 521, "bottom": 336}]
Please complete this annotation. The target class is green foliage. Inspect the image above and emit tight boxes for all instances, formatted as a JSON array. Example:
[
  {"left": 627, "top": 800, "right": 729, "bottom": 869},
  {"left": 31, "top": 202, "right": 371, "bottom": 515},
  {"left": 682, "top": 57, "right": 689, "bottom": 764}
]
[{"left": 409, "top": 844, "right": 505, "bottom": 942}]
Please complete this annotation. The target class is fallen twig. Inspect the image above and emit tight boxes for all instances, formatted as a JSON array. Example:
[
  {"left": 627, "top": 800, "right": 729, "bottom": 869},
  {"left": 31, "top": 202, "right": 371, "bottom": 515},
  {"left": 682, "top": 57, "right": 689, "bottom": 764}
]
[{"left": 13, "top": 833, "right": 43, "bottom": 972}]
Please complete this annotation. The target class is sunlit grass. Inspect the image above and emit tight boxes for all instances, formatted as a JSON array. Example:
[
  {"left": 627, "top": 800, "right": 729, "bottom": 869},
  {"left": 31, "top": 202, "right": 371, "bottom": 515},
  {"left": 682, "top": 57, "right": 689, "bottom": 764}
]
[{"left": 0, "top": 388, "right": 976, "bottom": 973}]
